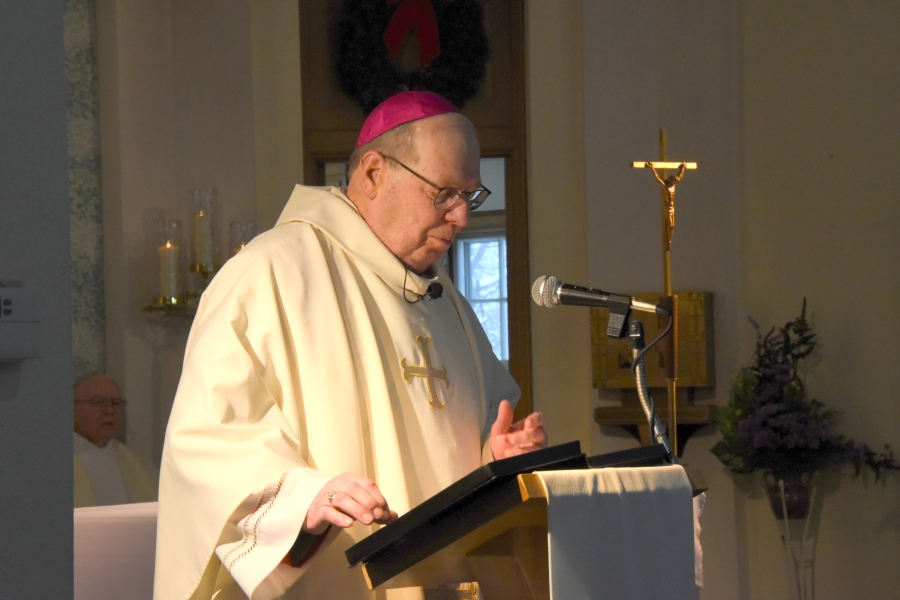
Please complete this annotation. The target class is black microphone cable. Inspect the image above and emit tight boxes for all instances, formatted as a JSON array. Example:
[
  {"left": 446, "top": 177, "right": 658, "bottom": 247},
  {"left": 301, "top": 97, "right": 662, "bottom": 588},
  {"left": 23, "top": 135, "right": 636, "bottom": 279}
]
[{"left": 629, "top": 312, "right": 674, "bottom": 383}]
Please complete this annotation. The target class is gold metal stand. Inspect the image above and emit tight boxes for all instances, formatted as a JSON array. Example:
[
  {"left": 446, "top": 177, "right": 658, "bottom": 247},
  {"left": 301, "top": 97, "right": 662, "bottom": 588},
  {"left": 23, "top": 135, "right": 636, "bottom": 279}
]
[
  {"left": 631, "top": 131, "right": 698, "bottom": 453},
  {"left": 143, "top": 295, "right": 197, "bottom": 318},
  {"left": 188, "top": 263, "right": 220, "bottom": 275},
  {"left": 145, "top": 261, "right": 220, "bottom": 319}
]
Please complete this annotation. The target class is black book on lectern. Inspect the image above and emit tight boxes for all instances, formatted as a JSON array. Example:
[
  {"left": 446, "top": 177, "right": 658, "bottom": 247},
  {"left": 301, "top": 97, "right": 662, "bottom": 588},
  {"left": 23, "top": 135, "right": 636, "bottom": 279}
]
[
  {"left": 345, "top": 441, "right": 671, "bottom": 588},
  {"left": 345, "top": 441, "right": 587, "bottom": 571}
]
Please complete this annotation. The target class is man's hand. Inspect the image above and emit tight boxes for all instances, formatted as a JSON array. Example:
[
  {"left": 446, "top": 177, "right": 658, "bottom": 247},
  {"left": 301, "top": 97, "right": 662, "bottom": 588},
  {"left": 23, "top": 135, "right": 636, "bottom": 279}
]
[
  {"left": 303, "top": 473, "right": 398, "bottom": 535},
  {"left": 490, "top": 399, "right": 548, "bottom": 460}
]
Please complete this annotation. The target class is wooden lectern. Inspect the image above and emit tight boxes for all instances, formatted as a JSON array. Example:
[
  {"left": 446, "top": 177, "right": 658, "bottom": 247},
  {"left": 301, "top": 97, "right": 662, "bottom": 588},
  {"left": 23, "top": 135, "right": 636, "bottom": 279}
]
[{"left": 347, "top": 443, "right": 706, "bottom": 600}]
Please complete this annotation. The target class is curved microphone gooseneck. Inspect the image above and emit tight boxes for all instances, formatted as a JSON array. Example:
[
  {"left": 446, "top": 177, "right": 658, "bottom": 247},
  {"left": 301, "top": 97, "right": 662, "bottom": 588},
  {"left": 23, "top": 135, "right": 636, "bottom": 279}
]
[{"left": 532, "top": 274, "right": 676, "bottom": 461}]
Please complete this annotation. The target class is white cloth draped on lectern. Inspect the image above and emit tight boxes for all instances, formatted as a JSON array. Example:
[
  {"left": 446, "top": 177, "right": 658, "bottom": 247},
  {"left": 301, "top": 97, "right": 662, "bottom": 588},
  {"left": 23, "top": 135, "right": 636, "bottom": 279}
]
[{"left": 536, "top": 466, "right": 695, "bottom": 600}]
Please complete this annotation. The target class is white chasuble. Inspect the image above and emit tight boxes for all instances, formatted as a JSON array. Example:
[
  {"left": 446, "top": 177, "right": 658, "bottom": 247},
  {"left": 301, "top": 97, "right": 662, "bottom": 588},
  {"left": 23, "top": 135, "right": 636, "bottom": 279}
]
[
  {"left": 73, "top": 433, "right": 128, "bottom": 506},
  {"left": 154, "top": 186, "right": 520, "bottom": 600},
  {"left": 74, "top": 433, "right": 159, "bottom": 507}
]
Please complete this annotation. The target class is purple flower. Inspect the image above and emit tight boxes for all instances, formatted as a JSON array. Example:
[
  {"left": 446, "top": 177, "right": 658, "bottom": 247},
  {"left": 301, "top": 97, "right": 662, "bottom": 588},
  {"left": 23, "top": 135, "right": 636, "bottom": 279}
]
[
  {"left": 757, "top": 403, "right": 783, "bottom": 418},
  {"left": 848, "top": 442, "right": 869, "bottom": 461},
  {"left": 752, "top": 428, "right": 780, "bottom": 450},
  {"left": 782, "top": 432, "right": 801, "bottom": 448}
]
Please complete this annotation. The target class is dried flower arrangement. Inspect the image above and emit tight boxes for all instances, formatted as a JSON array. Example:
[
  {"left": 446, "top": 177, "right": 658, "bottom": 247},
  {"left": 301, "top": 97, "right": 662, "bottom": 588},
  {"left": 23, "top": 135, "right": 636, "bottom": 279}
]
[{"left": 712, "top": 300, "right": 898, "bottom": 480}]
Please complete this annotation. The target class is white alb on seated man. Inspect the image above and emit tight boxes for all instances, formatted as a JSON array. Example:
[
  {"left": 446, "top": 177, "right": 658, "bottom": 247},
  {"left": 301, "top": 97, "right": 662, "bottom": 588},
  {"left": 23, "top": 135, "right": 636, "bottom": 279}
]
[
  {"left": 73, "top": 373, "right": 158, "bottom": 507},
  {"left": 154, "top": 92, "right": 547, "bottom": 600}
]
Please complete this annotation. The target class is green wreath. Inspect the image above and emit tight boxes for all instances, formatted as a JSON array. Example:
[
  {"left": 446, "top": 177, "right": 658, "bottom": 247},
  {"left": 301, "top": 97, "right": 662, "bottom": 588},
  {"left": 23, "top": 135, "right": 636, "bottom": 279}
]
[{"left": 334, "top": 0, "right": 490, "bottom": 113}]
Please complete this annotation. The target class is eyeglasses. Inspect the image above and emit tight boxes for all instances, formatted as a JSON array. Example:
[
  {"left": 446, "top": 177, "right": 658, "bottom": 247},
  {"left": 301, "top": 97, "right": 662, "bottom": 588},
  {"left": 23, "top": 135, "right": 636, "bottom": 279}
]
[
  {"left": 74, "top": 397, "right": 128, "bottom": 411},
  {"left": 382, "top": 155, "right": 491, "bottom": 211}
]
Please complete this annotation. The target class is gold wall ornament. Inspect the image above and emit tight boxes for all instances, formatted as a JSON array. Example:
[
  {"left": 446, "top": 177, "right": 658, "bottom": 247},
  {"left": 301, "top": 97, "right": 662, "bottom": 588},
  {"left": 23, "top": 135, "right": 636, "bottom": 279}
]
[
  {"left": 592, "top": 293, "right": 717, "bottom": 454},
  {"left": 591, "top": 291, "right": 714, "bottom": 389},
  {"left": 401, "top": 335, "right": 450, "bottom": 409}
]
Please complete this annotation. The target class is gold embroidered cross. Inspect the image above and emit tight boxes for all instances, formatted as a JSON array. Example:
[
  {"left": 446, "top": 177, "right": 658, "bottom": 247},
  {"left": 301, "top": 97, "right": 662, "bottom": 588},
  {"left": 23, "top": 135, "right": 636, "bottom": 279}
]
[{"left": 400, "top": 335, "right": 449, "bottom": 409}]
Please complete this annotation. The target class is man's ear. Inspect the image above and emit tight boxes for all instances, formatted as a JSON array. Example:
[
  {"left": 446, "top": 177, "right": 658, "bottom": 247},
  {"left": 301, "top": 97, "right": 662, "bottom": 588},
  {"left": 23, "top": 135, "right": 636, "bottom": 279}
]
[{"left": 358, "top": 151, "right": 386, "bottom": 199}]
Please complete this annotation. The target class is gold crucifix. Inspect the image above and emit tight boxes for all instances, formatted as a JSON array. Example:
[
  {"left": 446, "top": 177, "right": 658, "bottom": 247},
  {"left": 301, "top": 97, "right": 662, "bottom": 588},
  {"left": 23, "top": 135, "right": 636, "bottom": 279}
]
[
  {"left": 630, "top": 160, "right": 697, "bottom": 255},
  {"left": 400, "top": 335, "right": 450, "bottom": 409},
  {"left": 632, "top": 131, "right": 698, "bottom": 453}
]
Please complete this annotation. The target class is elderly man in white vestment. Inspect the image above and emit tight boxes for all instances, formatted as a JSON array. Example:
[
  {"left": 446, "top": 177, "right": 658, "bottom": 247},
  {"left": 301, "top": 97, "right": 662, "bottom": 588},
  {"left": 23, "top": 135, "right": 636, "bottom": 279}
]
[
  {"left": 74, "top": 373, "right": 159, "bottom": 507},
  {"left": 154, "top": 91, "right": 547, "bottom": 600}
]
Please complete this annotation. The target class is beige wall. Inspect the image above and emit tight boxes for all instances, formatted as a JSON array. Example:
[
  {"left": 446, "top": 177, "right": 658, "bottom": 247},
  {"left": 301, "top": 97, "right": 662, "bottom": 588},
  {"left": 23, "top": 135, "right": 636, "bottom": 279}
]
[
  {"left": 97, "top": 0, "right": 301, "bottom": 463},
  {"left": 525, "top": 1, "right": 593, "bottom": 454},
  {"left": 250, "top": 0, "right": 304, "bottom": 230},
  {"left": 740, "top": 2, "right": 900, "bottom": 598},
  {"left": 98, "top": 0, "right": 183, "bottom": 464}
]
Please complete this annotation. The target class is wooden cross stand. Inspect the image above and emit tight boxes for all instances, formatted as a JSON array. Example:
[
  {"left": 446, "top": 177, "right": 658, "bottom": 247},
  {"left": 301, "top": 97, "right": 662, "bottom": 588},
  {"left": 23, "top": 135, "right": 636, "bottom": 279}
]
[{"left": 631, "top": 130, "right": 698, "bottom": 452}]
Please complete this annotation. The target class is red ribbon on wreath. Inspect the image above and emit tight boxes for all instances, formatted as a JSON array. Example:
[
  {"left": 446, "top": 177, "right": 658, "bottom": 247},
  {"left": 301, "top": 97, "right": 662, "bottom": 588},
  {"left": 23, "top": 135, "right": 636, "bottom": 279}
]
[{"left": 384, "top": 0, "right": 451, "bottom": 67}]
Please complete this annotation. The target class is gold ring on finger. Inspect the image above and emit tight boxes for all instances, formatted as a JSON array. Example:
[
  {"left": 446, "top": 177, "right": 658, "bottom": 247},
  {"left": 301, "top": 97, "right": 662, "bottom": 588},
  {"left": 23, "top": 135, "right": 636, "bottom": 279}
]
[{"left": 327, "top": 490, "right": 338, "bottom": 504}]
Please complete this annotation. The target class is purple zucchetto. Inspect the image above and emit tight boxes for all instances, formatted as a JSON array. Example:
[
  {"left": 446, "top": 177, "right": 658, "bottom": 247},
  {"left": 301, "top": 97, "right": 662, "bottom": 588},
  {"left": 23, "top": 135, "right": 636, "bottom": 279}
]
[{"left": 355, "top": 91, "right": 459, "bottom": 149}]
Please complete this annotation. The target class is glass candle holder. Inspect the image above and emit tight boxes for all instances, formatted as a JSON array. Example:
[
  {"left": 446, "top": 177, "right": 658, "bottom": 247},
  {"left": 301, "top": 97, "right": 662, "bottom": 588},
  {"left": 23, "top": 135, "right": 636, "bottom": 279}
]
[
  {"left": 156, "top": 219, "right": 182, "bottom": 303},
  {"left": 189, "top": 188, "right": 219, "bottom": 275},
  {"left": 229, "top": 221, "right": 258, "bottom": 257}
]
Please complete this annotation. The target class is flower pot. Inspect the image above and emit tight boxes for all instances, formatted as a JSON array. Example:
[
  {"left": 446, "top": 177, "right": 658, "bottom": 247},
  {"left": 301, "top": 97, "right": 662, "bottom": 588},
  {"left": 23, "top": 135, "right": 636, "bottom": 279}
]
[{"left": 764, "top": 472, "right": 812, "bottom": 520}]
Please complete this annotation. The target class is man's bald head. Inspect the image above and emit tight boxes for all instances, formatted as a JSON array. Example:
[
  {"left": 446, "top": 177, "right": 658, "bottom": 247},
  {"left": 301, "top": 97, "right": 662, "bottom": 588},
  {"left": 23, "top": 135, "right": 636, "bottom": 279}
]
[{"left": 74, "top": 374, "right": 124, "bottom": 448}]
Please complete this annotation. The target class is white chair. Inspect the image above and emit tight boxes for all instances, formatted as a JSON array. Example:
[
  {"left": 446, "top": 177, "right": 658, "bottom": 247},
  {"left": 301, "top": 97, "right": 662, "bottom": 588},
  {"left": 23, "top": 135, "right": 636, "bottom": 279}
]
[{"left": 74, "top": 501, "right": 157, "bottom": 600}]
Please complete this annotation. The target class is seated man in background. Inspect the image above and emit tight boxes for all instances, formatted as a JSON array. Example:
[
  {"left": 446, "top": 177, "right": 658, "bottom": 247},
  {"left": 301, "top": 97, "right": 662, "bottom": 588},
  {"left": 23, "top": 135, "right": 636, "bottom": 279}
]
[{"left": 73, "top": 373, "right": 158, "bottom": 507}]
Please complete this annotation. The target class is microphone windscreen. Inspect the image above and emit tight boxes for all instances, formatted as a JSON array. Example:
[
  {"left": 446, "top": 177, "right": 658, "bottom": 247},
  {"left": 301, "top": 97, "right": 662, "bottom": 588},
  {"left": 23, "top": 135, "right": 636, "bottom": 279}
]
[
  {"left": 427, "top": 282, "right": 443, "bottom": 299},
  {"left": 531, "top": 275, "right": 559, "bottom": 308}
]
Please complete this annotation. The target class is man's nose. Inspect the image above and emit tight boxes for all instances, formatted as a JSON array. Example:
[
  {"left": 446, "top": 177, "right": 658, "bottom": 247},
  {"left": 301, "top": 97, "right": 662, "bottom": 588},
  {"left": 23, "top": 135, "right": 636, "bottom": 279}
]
[{"left": 445, "top": 200, "right": 469, "bottom": 228}]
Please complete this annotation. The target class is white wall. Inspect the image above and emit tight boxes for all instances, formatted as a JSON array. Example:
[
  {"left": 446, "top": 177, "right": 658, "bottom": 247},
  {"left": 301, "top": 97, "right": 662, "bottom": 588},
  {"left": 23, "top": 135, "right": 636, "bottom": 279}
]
[
  {"left": 97, "top": 0, "right": 302, "bottom": 464},
  {"left": 97, "top": 0, "right": 276, "bottom": 461},
  {"left": 98, "top": 0, "right": 181, "bottom": 467},
  {"left": 740, "top": 2, "right": 900, "bottom": 598},
  {"left": 250, "top": 0, "right": 304, "bottom": 230},
  {"left": 0, "top": 2, "right": 73, "bottom": 594},
  {"left": 526, "top": 1, "right": 593, "bottom": 455},
  {"left": 579, "top": 1, "right": 900, "bottom": 599}
]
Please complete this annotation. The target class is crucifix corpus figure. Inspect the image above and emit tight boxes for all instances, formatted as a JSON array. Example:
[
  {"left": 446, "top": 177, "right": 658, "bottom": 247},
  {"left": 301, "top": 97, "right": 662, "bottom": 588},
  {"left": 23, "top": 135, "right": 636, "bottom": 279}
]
[{"left": 647, "top": 161, "right": 686, "bottom": 251}]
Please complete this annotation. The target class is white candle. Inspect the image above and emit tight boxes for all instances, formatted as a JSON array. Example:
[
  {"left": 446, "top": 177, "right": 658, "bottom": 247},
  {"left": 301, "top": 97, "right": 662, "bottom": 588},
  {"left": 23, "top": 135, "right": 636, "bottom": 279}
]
[
  {"left": 158, "top": 242, "right": 180, "bottom": 299},
  {"left": 193, "top": 211, "right": 214, "bottom": 266}
]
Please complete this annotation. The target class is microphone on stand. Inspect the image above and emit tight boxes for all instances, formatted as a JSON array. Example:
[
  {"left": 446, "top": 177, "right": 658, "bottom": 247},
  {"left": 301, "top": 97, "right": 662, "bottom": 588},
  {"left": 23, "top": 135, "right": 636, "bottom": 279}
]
[
  {"left": 532, "top": 274, "right": 677, "bottom": 461},
  {"left": 531, "top": 275, "right": 671, "bottom": 315}
]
